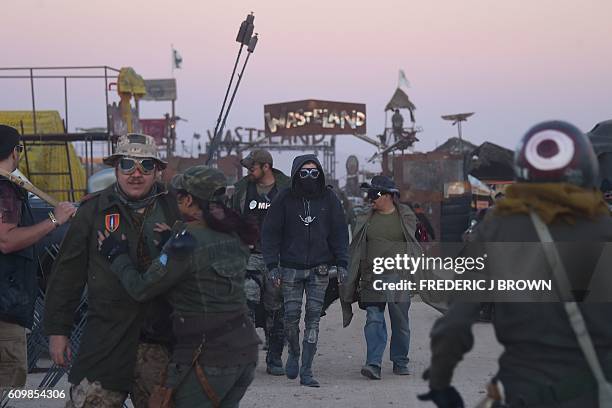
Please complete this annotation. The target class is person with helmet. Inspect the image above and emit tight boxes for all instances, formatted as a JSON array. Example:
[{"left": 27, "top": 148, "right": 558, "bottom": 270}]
[
  {"left": 419, "top": 121, "right": 612, "bottom": 408},
  {"left": 98, "top": 165, "right": 261, "bottom": 407},
  {"left": 44, "top": 134, "right": 181, "bottom": 408},
  {"left": 586, "top": 120, "right": 612, "bottom": 212},
  {"left": 230, "top": 149, "right": 291, "bottom": 376},
  {"left": 339, "top": 175, "right": 421, "bottom": 380},
  {"left": 262, "top": 154, "right": 349, "bottom": 387}
]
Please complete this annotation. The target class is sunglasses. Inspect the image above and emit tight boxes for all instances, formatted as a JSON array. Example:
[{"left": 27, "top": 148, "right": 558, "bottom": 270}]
[
  {"left": 14, "top": 144, "right": 24, "bottom": 153},
  {"left": 118, "top": 157, "right": 157, "bottom": 175},
  {"left": 367, "top": 189, "right": 385, "bottom": 201},
  {"left": 299, "top": 168, "right": 320, "bottom": 179}
]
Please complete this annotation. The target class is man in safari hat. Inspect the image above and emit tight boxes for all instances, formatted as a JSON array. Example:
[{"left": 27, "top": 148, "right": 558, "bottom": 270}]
[{"left": 44, "top": 133, "right": 181, "bottom": 408}]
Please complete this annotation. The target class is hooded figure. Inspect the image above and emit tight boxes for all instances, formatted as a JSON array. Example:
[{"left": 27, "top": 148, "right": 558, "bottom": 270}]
[{"left": 261, "top": 154, "right": 349, "bottom": 387}]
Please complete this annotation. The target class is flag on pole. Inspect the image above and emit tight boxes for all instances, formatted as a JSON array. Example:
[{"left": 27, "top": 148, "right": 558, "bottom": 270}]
[
  {"left": 172, "top": 48, "right": 183, "bottom": 69},
  {"left": 398, "top": 69, "right": 410, "bottom": 90}
]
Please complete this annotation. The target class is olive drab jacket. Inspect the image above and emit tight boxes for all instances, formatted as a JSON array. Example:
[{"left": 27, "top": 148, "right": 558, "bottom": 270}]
[
  {"left": 339, "top": 203, "right": 421, "bottom": 328},
  {"left": 43, "top": 183, "right": 179, "bottom": 392},
  {"left": 109, "top": 220, "right": 261, "bottom": 366},
  {"left": 110, "top": 220, "right": 251, "bottom": 314}
]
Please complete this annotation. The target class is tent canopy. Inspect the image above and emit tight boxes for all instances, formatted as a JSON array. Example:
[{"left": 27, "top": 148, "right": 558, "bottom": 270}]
[{"left": 385, "top": 88, "right": 416, "bottom": 112}]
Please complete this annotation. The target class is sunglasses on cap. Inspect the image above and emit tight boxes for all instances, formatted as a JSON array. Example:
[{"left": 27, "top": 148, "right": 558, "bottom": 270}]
[
  {"left": 118, "top": 157, "right": 157, "bottom": 175},
  {"left": 299, "top": 168, "right": 320, "bottom": 179}
]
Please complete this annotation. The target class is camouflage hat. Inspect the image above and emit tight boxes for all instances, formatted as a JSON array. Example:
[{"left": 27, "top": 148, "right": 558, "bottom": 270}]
[
  {"left": 171, "top": 165, "right": 227, "bottom": 201},
  {"left": 240, "top": 149, "right": 273, "bottom": 169},
  {"left": 103, "top": 133, "right": 167, "bottom": 169}
]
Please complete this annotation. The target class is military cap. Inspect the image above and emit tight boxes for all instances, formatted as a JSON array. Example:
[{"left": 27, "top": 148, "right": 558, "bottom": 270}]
[
  {"left": 171, "top": 165, "right": 227, "bottom": 201},
  {"left": 103, "top": 133, "right": 167, "bottom": 169},
  {"left": 240, "top": 149, "right": 273, "bottom": 169}
]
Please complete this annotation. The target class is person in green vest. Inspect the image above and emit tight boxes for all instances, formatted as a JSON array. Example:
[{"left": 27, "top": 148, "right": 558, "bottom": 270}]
[{"left": 98, "top": 165, "right": 261, "bottom": 408}]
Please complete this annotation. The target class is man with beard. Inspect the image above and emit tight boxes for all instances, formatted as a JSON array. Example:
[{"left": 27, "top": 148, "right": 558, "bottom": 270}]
[
  {"left": 231, "top": 149, "right": 291, "bottom": 376},
  {"left": 99, "top": 165, "right": 261, "bottom": 407},
  {"left": 262, "top": 155, "right": 349, "bottom": 387},
  {"left": 44, "top": 134, "right": 180, "bottom": 408}
]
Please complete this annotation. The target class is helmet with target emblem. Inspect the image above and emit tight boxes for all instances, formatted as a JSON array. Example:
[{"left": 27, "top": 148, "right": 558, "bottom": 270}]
[{"left": 514, "top": 120, "right": 599, "bottom": 187}]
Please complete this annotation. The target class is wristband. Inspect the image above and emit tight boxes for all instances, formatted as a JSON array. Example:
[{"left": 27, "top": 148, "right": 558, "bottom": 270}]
[{"left": 48, "top": 211, "right": 59, "bottom": 228}]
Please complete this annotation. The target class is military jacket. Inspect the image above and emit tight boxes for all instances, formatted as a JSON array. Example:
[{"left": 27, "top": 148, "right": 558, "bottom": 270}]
[
  {"left": 110, "top": 221, "right": 260, "bottom": 366},
  {"left": 43, "top": 183, "right": 179, "bottom": 392},
  {"left": 110, "top": 221, "right": 250, "bottom": 315}
]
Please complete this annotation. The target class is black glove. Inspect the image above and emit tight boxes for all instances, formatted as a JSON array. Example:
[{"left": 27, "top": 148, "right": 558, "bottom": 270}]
[
  {"left": 417, "top": 387, "right": 464, "bottom": 408},
  {"left": 99, "top": 234, "right": 129, "bottom": 263},
  {"left": 156, "top": 229, "right": 172, "bottom": 251}
]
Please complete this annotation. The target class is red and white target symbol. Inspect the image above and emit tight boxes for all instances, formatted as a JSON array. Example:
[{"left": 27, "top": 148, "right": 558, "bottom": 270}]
[{"left": 524, "top": 130, "right": 575, "bottom": 171}]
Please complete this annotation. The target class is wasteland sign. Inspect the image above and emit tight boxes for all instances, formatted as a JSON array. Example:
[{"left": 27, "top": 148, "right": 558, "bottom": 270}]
[{"left": 264, "top": 99, "right": 366, "bottom": 137}]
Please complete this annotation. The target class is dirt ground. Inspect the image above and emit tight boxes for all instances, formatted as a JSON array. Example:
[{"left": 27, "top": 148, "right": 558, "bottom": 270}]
[{"left": 9, "top": 299, "right": 502, "bottom": 408}]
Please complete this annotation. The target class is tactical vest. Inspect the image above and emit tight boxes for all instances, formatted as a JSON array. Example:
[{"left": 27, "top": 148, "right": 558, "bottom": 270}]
[
  {"left": 243, "top": 182, "right": 278, "bottom": 251},
  {"left": 0, "top": 179, "right": 38, "bottom": 329}
]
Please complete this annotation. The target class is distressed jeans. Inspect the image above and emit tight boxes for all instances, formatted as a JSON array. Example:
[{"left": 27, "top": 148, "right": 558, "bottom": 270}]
[
  {"left": 364, "top": 300, "right": 411, "bottom": 369},
  {"left": 280, "top": 267, "right": 329, "bottom": 354}
]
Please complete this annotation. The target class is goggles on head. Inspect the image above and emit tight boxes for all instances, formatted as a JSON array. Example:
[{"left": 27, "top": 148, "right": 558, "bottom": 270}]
[
  {"left": 118, "top": 157, "right": 157, "bottom": 175},
  {"left": 299, "top": 168, "right": 320, "bottom": 179}
]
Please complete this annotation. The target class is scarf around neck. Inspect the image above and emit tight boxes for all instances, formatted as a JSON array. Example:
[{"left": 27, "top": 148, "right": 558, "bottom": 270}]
[
  {"left": 114, "top": 182, "right": 161, "bottom": 211},
  {"left": 494, "top": 183, "right": 609, "bottom": 224}
]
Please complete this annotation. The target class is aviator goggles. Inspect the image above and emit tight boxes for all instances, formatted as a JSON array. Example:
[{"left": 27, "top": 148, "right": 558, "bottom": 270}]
[
  {"left": 299, "top": 168, "right": 320, "bottom": 179},
  {"left": 118, "top": 157, "right": 157, "bottom": 175}
]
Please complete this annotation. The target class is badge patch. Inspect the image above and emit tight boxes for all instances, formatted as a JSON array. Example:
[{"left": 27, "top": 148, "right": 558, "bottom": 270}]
[
  {"left": 249, "top": 200, "right": 257, "bottom": 210},
  {"left": 105, "top": 214, "right": 120, "bottom": 232}
]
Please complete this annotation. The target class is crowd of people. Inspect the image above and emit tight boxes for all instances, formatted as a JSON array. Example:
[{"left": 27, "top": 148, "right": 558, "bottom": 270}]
[{"left": 0, "top": 119, "right": 611, "bottom": 408}]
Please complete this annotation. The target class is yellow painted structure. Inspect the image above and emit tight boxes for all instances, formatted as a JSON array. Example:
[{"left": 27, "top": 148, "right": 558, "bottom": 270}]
[{"left": 0, "top": 111, "right": 87, "bottom": 201}]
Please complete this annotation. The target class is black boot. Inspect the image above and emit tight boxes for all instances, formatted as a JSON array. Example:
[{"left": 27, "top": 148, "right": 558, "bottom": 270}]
[
  {"left": 300, "top": 342, "right": 320, "bottom": 387},
  {"left": 266, "top": 351, "right": 285, "bottom": 376},
  {"left": 285, "top": 328, "right": 300, "bottom": 380}
]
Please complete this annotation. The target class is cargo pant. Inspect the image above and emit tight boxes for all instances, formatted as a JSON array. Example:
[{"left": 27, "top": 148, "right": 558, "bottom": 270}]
[
  {"left": 281, "top": 266, "right": 329, "bottom": 361},
  {"left": 64, "top": 342, "right": 168, "bottom": 408},
  {"left": 65, "top": 378, "right": 128, "bottom": 408},
  {"left": 168, "top": 362, "right": 256, "bottom": 408},
  {"left": 244, "top": 254, "right": 284, "bottom": 359},
  {"left": 0, "top": 320, "right": 27, "bottom": 389},
  {"left": 130, "top": 343, "right": 170, "bottom": 408}
]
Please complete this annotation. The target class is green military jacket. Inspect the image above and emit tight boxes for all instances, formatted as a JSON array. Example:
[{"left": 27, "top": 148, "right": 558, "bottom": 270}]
[
  {"left": 230, "top": 168, "right": 291, "bottom": 214},
  {"left": 110, "top": 221, "right": 261, "bottom": 366},
  {"left": 339, "top": 203, "right": 421, "bottom": 328},
  {"left": 109, "top": 220, "right": 251, "bottom": 315},
  {"left": 43, "top": 183, "right": 179, "bottom": 392}
]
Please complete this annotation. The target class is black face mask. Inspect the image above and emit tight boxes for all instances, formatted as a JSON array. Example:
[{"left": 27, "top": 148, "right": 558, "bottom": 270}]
[{"left": 299, "top": 178, "right": 319, "bottom": 194}]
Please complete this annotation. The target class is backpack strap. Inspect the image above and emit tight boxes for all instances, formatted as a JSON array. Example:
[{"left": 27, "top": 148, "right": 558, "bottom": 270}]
[{"left": 530, "top": 211, "right": 611, "bottom": 391}]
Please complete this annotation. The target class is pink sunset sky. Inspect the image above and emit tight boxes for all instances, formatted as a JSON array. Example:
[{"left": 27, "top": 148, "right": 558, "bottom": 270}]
[{"left": 2, "top": 0, "right": 612, "bottom": 179}]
